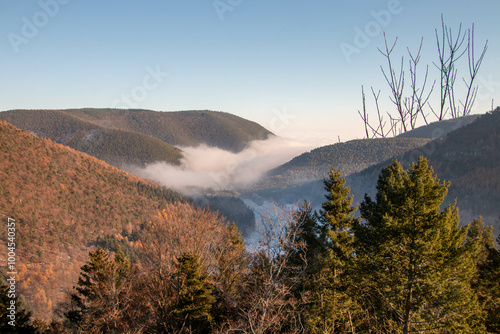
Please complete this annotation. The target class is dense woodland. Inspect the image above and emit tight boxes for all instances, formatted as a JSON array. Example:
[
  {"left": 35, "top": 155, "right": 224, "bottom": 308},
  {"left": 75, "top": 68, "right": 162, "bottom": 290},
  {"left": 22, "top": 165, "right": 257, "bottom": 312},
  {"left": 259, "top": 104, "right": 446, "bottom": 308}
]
[
  {"left": 0, "top": 109, "right": 273, "bottom": 154},
  {"left": 0, "top": 109, "right": 182, "bottom": 168},
  {"left": 2, "top": 158, "right": 499, "bottom": 333},
  {"left": 0, "top": 120, "right": 191, "bottom": 321},
  {"left": 1, "top": 110, "right": 499, "bottom": 333},
  {"left": 61, "top": 108, "right": 274, "bottom": 152},
  {"left": 74, "top": 129, "right": 183, "bottom": 168},
  {"left": 256, "top": 137, "right": 431, "bottom": 190},
  {"left": 348, "top": 108, "right": 500, "bottom": 221}
]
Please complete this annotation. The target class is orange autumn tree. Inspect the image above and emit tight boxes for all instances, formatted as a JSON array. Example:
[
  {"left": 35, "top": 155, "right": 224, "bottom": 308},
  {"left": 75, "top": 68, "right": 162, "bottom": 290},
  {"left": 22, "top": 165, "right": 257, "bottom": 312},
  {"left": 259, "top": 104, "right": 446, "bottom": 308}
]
[
  {"left": 136, "top": 202, "right": 245, "bottom": 332},
  {"left": 140, "top": 202, "right": 228, "bottom": 276}
]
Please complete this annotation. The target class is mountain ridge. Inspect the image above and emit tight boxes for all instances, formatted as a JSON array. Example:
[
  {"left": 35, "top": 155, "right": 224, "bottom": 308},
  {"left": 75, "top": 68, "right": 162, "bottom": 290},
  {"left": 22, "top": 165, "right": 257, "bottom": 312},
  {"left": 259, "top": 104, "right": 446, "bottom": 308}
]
[
  {"left": 252, "top": 137, "right": 432, "bottom": 191},
  {"left": 251, "top": 111, "right": 499, "bottom": 234},
  {"left": 0, "top": 108, "right": 275, "bottom": 167},
  {"left": 0, "top": 109, "right": 183, "bottom": 167}
]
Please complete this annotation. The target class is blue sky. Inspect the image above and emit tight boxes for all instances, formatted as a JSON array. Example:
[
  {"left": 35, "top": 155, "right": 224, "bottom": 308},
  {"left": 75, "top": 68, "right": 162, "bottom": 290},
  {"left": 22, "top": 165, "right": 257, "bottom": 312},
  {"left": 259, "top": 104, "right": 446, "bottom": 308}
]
[{"left": 0, "top": 0, "right": 498, "bottom": 143}]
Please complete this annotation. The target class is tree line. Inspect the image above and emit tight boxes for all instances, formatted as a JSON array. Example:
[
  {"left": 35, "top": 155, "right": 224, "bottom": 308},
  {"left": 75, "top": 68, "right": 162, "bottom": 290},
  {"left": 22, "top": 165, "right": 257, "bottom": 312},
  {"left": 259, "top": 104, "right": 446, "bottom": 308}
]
[{"left": 2, "top": 158, "right": 499, "bottom": 333}]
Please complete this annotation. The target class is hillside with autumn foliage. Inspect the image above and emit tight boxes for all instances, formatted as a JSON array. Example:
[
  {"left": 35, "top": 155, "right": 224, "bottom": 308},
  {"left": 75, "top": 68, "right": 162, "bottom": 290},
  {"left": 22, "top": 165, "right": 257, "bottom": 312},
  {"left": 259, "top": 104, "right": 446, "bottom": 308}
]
[
  {"left": 0, "top": 120, "right": 190, "bottom": 320},
  {"left": 1, "top": 115, "right": 499, "bottom": 332}
]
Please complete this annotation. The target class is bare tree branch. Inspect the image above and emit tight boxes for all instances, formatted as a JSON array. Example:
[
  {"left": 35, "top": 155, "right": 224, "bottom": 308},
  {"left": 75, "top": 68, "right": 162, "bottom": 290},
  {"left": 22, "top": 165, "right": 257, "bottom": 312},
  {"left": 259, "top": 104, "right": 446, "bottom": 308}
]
[{"left": 358, "top": 15, "right": 487, "bottom": 139}]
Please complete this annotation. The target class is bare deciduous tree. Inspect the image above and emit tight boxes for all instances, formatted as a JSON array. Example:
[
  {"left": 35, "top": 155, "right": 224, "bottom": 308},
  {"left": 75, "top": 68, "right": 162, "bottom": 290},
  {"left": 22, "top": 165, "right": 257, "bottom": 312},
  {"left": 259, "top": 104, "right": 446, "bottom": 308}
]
[
  {"left": 137, "top": 202, "right": 228, "bottom": 332},
  {"left": 359, "top": 16, "right": 487, "bottom": 138},
  {"left": 431, "top": 15, "right": 488, "bottom": 120},
  {"left": 233, "top": 203, "right": 307, "bottom": 334}
]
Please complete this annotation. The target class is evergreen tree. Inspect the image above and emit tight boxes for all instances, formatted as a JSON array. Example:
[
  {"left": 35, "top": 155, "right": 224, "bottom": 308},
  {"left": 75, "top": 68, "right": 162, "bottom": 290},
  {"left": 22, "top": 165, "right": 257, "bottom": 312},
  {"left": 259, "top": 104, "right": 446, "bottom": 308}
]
[
  {"left": 306, "top": 168, "right": 360, "bottom": 333},
  {"left": 290, "top": 201, "right": 323, "bottom": 277},
  {"left": 172, "top": 253, "right": 216, "bottom": 333},
  {"left": 66, "top": 247, "right": 134, "bottom": 333},
  {"left": 467, "top": 217, "right": 500, "bottom": 332},
  {"left": 290, "top": 169, "right": 360, "bottom": 333},
  {"left": 0, "top": 277, "right": 34, "bottom": 334},
  {"left": 356, "top": 158, "right": 483, "bottom": 333},
  {"left": 320, "top": 168, "right": 358, "bottom": 269}
]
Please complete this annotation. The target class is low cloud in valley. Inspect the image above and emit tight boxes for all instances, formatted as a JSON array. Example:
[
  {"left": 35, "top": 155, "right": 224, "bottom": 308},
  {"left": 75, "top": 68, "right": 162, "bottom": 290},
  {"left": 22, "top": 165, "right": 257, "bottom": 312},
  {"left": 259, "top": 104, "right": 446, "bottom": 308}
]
[{"left": 130, "top": 136, "right": 319, "bottom": 193}]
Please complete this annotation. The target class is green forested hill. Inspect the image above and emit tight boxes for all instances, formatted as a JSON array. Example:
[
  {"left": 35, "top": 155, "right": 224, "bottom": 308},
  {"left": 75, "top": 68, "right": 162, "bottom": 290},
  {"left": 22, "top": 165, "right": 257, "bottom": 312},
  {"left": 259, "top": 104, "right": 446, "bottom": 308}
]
[
  {"left": 251, "top": 110, "right": 499, "bottom": 232},
  {"left": 62, "top": 108, "right": 274, "bottom": 151},
  {"left": 349, "top": 108, "right": 500, "bottom": 220},
  {"left": 0, "top": 109, "right": 183, "bottom": 167},
  {"left": 0, "top": 120, "right": 188, "bottom": 320},
  {"left": 0, "top": 108, "right": 273, "bottom": 153},
  {"left": 72, "top": 128, "right": 183, "bottom": 167},
  {"left": 254, "top": 137, "right": 431, "bottom": 190}
]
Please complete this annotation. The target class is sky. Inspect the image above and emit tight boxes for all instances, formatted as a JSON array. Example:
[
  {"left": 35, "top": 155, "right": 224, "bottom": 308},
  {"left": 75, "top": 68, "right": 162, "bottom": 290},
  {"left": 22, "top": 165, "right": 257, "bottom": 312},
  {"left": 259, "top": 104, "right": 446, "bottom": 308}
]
[{"left": 0, "top": 0, "right": 499, "bottom": 144}]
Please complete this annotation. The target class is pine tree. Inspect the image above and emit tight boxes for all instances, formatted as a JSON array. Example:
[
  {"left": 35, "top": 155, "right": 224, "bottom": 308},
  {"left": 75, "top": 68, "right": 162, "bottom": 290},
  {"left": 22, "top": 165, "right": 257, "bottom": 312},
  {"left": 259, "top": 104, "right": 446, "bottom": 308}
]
[
  {"left": 290, "top": 201, "right": 324, "bottom": 277},
  {"left": 467, "top": 217, "right": 500, "bottom": 332},
  {"left": 320, "top": 168, "right": 358, "bottom": 269},
  {"left": 356, "top": 158, "right": 483, "bottom": 333},
  {"left": 172, "top": 253, "right": 216, "bottom": 333},
  {"left": 0, "top": 277, "right": 34, "bottom": 334},
  {"left": 289, "top": 169, "right": 360, "bottom": 332},
  {"left": 304, "top": 168, "right": 359, "bottom": 333},
  {"left": 66, "top": 247, "right": 134, "bottom": 333}
]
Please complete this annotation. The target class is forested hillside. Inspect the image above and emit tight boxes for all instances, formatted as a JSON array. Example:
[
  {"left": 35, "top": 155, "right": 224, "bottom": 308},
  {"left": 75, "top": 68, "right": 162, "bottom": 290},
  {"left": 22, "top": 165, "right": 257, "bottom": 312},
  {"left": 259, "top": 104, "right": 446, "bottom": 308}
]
[
  {"left": 0, "top": 120, "right": 190, "bottom": 320},
  {"left": 0, "top": 110, "right": 183, "bottom": 167},
  {"left": 250, "top": 110, "right": 500, "bottom": 233},
  {"left": 0, "top": 108, "right": 274, "bottom": 153},
  {"left": 73, "top": 128, "right": 183, "bottom": 167},
  {"left": 63, "top": 108, "right": 274, "bottom": 151},
  {"left": 348, "top": 108, "right": 500, "bottom": 223},
  {"left": 5, "top": 158, "right": 498, "bottom": 333},
  {"left": 254, "top": 137, "right": 431, "bottom": 190},
  {"left": 397, "top": 114, "right": 479, "bottom": 139},
  {"left": 194, "top": 194, "right": 256, "bottom": 237}
]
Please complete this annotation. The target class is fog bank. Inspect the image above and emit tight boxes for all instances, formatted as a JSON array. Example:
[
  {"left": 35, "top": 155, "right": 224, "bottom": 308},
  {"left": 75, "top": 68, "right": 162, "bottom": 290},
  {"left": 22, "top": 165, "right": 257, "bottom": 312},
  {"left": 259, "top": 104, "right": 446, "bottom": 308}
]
[{"left": 131, "top": 136, "right": 318, "bottom": 192}]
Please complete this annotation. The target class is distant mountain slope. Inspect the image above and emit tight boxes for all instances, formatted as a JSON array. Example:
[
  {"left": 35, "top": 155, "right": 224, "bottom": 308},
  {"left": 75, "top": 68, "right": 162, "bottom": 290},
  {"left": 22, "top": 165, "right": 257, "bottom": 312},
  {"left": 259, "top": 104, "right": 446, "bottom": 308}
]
[
  {"left": 0, "top": 120, "right": 189, "bottom": 320},
  {"left": 0, "top": 108, "right": 273, "bottom": 152},
  {"left": 73, "top": 128, "right": 183, "bottom": 167},
  {"left": 350, "top": 109, "right": 500, "bottom": 220},
  {"left": 254, "top": 137, "right": 431, "bottom": 190},
  {"left": 397, "top": 114, "right": 479, "bottom": 139},
  {"left": 0, "top": 109, "right": 183, "bottom": 167},
  {"left": 250, "top": 111, "right": 499, "bottom": 235},
  {"left": 67, "top": 108, "right": 274, "bottom": 151}
]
